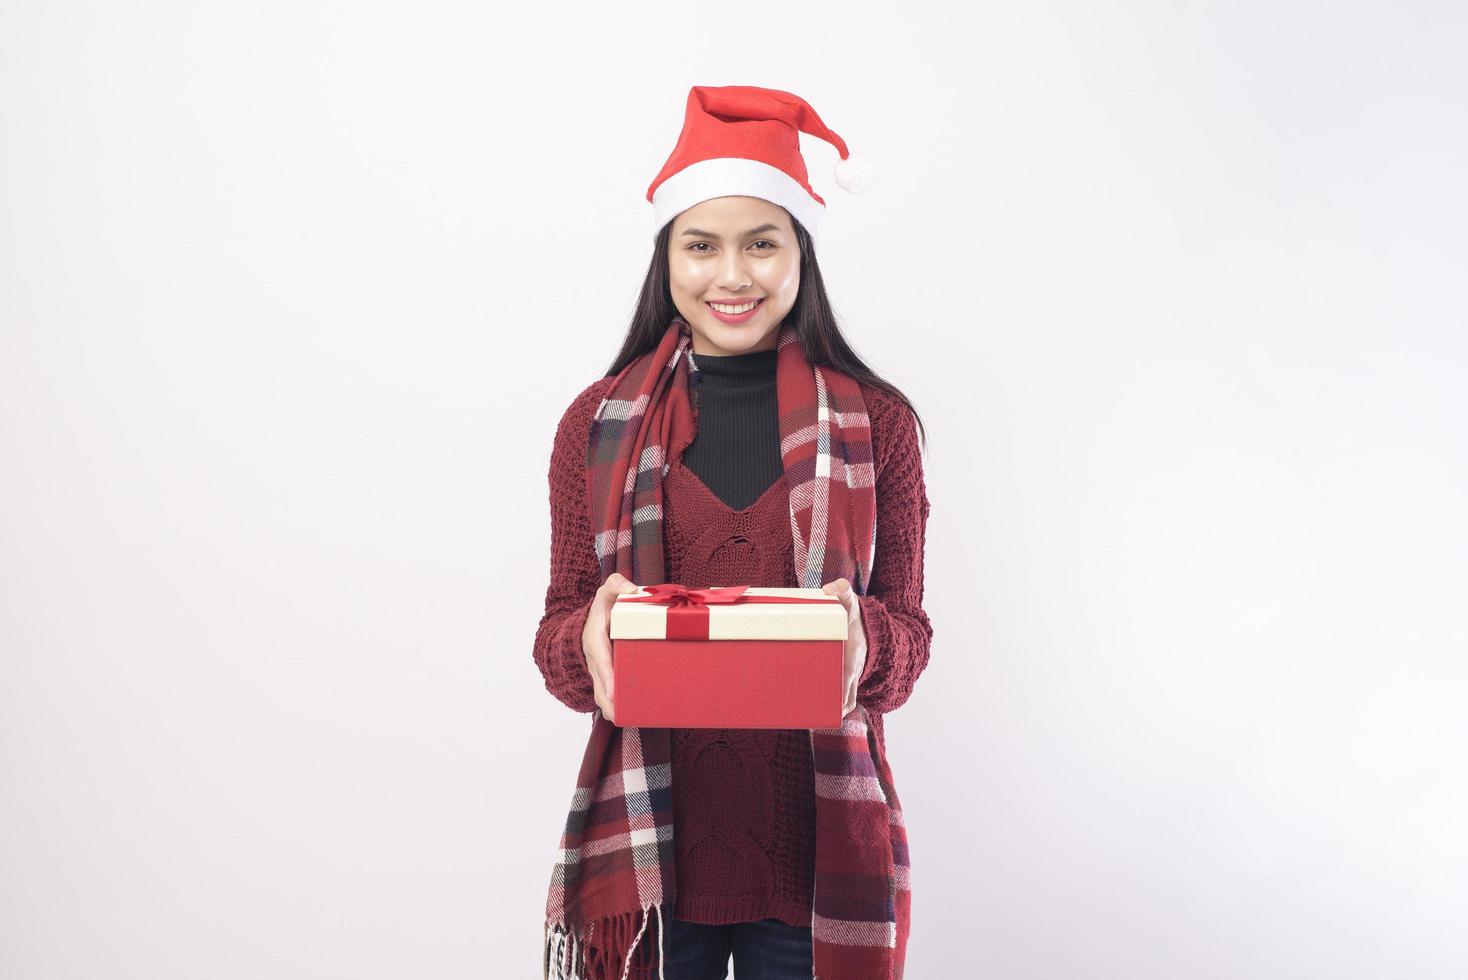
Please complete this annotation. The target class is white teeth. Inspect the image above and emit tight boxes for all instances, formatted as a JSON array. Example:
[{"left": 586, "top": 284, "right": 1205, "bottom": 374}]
[{"left": 709, "top": 300, "right": 760, "bottom": 314}]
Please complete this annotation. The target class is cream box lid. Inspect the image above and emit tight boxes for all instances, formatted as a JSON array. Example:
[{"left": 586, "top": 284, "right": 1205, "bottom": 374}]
[{"left": 609, "top": 586, "right": 848, "bottom": 641}]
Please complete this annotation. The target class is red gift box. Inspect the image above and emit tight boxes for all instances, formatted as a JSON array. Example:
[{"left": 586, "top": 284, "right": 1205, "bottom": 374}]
[{"left": 609, "top": 584, "right": 848, "bottom": 729}]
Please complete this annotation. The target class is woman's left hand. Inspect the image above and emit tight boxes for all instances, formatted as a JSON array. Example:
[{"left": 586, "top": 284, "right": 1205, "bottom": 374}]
[{"left": 821, "top": 577, "right": 867, "bottom": 719}]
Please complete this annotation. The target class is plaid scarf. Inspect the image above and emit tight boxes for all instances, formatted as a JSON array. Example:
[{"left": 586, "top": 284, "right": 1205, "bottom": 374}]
[{"left": 543, "top": 316, "right": 911, "bottom": 980}]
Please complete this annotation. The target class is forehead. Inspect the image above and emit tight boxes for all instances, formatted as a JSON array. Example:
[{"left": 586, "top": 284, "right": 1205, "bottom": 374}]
[{"left": 674, "top": 196, "right": 791, "bottom": 235}]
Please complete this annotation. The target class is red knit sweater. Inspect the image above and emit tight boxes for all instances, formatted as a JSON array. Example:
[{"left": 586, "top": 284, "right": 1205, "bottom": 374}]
[{"left": 534, "top": 374, "right": 933, "bottom": 928}]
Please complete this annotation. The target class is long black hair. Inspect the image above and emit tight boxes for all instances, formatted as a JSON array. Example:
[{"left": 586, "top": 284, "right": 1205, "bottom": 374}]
[{"left": 603, "top": 212, "right": 929, "bottom": 453}]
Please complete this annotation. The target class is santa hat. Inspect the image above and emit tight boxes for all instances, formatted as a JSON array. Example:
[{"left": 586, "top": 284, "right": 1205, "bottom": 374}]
[{"left": 646, "top": 84, "right": 874, "bottom": 236}]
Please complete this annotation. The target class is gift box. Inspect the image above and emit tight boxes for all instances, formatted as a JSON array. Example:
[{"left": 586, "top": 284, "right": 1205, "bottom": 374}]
[{"left": 609, "top": 584, "right": 848, "bottom": 729}]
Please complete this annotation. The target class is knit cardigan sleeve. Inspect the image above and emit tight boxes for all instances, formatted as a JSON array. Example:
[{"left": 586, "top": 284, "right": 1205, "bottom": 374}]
[
  {"left": 855, "top": 388, "right": 934, "bottom": 715},
  {"left": 532, "top": 378, "right": 616, "bottom": 713}
]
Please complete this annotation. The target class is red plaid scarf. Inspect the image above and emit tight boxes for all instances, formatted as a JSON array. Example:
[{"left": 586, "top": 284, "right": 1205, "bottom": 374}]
[{"left": 543, "top": 317, "right": 911, "bottom": 979}]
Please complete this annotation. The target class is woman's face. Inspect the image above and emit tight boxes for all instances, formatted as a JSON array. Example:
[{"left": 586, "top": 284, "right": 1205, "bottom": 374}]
[{"left": 668, "top": 196, "right": 801, "bottom": 357}]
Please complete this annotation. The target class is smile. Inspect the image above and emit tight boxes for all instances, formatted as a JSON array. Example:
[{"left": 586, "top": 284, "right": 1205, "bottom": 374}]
[{"left": 706, "top": 298, "right": 764, "bottom": 323}]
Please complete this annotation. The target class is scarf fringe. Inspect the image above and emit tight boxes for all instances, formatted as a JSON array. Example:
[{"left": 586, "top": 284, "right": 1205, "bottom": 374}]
[{"left": 544, "top": 903, "right": 666, "bottom": 980}]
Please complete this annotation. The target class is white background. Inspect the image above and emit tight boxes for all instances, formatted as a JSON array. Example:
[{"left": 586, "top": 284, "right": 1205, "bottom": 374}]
[{"left": 3, "top": 2, "right": 1465, "bottom": 978}]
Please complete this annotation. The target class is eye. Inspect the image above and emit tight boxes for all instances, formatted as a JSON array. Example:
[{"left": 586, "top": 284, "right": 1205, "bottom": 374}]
[
  {"left": 689, "top": 242, "right": 713, "bottom": 253},
  {"left": 751, "top": 240, "right": 776, "bottom": 252}
]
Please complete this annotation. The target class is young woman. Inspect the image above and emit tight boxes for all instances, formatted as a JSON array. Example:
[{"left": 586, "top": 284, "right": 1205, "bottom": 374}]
[{"left": 537, "top": 85, "right": 933, "bottom": 980}]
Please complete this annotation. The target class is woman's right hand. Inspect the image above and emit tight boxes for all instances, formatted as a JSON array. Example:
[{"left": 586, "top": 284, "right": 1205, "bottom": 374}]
[{"left": 581, "top": 572, "right": 641, "bottom": 725}]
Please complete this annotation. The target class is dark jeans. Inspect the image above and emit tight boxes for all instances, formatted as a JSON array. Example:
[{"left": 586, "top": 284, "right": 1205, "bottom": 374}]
[{"left": 654, "top": 916, "right": 814, "bottom": 979}]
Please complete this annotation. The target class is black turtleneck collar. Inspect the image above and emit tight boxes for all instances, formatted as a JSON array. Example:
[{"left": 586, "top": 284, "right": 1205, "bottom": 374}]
[
  {"left": 691, "top": 347, "right": 778, "bottom": 384},
  {"left": 681, "top": 345, "right": 783, "bottom": 511}
]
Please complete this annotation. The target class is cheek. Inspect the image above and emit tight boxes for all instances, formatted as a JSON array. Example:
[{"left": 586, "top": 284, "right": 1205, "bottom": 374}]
[
  {"left": 668, "top": 259, "right": 708, "bottom": 294},
  {"left": 765, "top": 260, "right": 800, "bottom": 298}
]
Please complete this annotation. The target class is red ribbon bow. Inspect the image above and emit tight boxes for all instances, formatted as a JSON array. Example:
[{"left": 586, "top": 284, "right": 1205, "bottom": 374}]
[
  {"left": 621, "top": 583, "right": 831, "bottom": 640},
  {"left": 626, "top": 583, "right": 751, "bottom": 606}
]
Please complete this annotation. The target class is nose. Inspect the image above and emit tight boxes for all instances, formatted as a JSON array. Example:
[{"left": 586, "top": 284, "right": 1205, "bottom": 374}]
[{"left": 715, "top": 250, "right": 752, "bottom": 292}]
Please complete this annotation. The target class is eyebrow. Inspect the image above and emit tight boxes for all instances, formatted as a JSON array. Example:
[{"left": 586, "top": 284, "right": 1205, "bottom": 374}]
[{"left": 679, "top": 224, "right": 783, "bottom": 239}]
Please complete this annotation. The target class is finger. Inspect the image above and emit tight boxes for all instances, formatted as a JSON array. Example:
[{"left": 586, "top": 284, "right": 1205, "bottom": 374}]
[
  {"left": 602, "top": 573, "right": 639, "bottom": 601},
  {"left": 600, "top": 680, "right": 617, "bottom": 725},
  {"left": 601, "top": 579, "right": 640, "bottom": 614},
  {"left": 588, "top": 639, "right": 614, "bottom": 701},
  {"left": 822, "top": 580, "right": 854, "bottom": 617},
  {"left": 600, "top": 642, "right": 616, "bottom": 702}
]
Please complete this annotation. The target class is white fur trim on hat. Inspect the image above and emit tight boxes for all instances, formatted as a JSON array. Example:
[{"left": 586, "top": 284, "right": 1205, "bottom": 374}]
[{"left": 651, "top": 157, "right": 825, "bottom": 237}]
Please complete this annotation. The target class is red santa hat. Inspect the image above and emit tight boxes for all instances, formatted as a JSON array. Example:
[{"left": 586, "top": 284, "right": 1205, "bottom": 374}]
[{"left": 646, "top": 84, "right": 874, "bottom": 236}]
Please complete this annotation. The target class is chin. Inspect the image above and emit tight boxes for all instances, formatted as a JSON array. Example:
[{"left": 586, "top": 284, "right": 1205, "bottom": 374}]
[{"left": 706, "top": 329, "right": 775, "bottom": 355}]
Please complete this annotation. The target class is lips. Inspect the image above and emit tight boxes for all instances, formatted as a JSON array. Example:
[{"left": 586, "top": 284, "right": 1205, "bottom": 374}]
[{"left": 704, "top": 297, "right": 765, "bottom": 324}]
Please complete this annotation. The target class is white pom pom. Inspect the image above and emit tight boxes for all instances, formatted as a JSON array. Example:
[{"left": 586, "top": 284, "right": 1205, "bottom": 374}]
[{"left": 833, "top": 152, "right": 876, "bottom": 194}]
